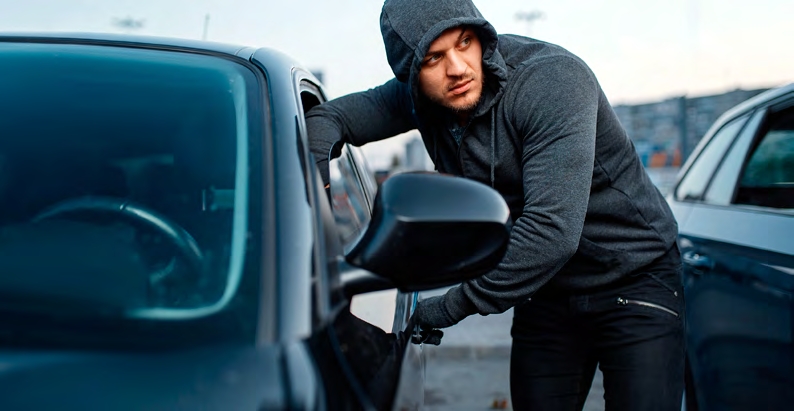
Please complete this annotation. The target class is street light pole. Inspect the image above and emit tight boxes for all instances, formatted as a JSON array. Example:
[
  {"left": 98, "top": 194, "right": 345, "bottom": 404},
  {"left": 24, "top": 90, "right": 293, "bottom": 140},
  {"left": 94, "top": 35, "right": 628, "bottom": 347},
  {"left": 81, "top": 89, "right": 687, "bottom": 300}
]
[{"left": 202, "top": 14, "right": 210, "bottom": 41}]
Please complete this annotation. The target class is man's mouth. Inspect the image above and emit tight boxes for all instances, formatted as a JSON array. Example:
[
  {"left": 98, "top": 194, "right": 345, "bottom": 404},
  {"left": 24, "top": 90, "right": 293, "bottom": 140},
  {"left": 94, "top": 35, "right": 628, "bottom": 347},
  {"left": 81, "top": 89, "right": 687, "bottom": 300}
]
[{"left": 448, "top": 79, "right": 473, "bottom": 95}]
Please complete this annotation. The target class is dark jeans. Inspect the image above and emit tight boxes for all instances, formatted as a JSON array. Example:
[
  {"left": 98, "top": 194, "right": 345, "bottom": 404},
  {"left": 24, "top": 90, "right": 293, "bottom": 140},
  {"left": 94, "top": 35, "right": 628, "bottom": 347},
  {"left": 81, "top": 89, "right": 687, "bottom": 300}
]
[{"left": 510, "top": 248, "right": 684, "bottom": 411}]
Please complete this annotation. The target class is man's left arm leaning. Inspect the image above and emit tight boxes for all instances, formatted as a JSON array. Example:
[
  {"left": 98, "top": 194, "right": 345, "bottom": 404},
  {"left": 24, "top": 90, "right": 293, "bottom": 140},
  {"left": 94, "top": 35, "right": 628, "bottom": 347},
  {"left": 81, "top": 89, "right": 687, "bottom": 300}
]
[{"left": 306, "top": 78, "right": 416, "bottom": 185}]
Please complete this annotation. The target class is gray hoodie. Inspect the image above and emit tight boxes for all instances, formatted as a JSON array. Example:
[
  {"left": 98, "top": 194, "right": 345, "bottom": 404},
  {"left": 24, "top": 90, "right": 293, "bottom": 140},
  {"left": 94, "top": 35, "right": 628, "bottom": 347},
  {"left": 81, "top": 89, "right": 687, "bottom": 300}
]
[{"left": 307, "top": 0, "right": 678, "bottom": 320}]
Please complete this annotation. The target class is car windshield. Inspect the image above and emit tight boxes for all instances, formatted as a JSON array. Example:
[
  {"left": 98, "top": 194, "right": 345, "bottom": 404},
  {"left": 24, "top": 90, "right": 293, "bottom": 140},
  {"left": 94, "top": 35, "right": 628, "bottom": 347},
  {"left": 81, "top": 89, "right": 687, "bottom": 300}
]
[{"left": 0, "top": 42, "right": 258, "bottom": 344}]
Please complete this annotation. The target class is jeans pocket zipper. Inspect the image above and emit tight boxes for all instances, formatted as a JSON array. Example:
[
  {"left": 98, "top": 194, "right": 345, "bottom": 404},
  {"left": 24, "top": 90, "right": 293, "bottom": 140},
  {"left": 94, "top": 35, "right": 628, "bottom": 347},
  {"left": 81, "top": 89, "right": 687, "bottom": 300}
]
[{"left": 617, "top": 297, "right": 679, "bottom": 317}]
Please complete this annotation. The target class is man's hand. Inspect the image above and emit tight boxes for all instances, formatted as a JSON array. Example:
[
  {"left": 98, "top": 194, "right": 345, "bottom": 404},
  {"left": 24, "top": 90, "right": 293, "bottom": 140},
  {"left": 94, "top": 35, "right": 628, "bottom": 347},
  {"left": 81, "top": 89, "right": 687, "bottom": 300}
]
[
  {"left": 406, "top": 308, "right": 444, "bottom": 346},
  {"left": 413, "top": 295, "right": 462, "bottom": 329},
  {"left": 412, "top": 325, "right": 444, "bottom": 346},
  {"left": 408, "top": 288, "right": 479, "bottom": 345}
]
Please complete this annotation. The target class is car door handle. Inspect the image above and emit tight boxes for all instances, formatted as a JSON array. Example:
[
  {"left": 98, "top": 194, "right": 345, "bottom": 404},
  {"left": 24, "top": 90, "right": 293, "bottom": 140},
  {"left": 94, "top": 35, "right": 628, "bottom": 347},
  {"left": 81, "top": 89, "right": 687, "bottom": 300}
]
[{"left": 682, "top": 251, "right": 714, "bottom": 273}]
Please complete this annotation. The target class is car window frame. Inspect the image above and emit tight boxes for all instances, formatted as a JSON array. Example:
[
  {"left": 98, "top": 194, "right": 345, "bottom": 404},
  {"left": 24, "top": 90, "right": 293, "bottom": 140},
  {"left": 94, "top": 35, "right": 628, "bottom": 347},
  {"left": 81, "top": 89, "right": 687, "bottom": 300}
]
[
  {"left": 328, "top": 144, "right": 375, "bottom": 252},
  {"left": 732, "top": 97, "right": 794, "bottom": 212},
  {"left": 677, "top": 90, "right": 794, "bottom": 217},
  {"left": 674, "top": 114, "right": 751, "bottom": 203},
  {"left": 292, "top": 74, "right": 338, "bottom": 329},
  {"left": 702, "top": 109, "right": 767, "bottom": 206},
  {"left": 347, "top": 146, "right": 378, "bottom": 209}
]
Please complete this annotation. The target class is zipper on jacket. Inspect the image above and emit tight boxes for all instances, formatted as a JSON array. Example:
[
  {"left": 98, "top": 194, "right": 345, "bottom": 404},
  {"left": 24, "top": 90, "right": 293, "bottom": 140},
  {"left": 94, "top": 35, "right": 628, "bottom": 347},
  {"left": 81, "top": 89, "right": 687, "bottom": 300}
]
[
  {"left": 455, "top": 125, "right": 470, "bottom": 175},
  {"left": 616, "top": 297, "right": 678, "bottom": 317}
]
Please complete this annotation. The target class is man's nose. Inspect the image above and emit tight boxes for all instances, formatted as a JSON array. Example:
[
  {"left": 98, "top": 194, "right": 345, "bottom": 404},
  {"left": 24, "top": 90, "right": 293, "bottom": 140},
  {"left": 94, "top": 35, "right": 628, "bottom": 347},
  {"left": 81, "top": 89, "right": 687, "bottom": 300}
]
[{"left": 445, "top": 51, "right": 467, "bottom": 77}]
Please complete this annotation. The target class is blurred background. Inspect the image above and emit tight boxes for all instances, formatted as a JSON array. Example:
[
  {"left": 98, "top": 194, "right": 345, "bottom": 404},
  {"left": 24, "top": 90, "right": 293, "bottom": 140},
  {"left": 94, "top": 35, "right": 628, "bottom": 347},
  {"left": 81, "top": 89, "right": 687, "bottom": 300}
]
[{"left": 3, "top": 0, "right": 792, "bottom": 195}]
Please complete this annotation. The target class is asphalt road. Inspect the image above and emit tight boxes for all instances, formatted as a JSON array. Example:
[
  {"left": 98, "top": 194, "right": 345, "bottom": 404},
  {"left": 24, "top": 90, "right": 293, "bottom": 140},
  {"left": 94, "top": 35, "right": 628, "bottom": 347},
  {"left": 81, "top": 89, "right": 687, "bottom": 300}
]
[
  {"left": 423, "top": 354, "right": 605, "bottom": 411},
  {"left": 419, "top": 289, "right": 605, "bottom": 411}
]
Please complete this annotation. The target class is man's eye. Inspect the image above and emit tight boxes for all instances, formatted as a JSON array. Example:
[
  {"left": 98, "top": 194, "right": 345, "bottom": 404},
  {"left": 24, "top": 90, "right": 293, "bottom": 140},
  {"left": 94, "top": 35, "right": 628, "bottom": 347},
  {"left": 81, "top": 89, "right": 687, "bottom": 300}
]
[
  {"left": 427, "top": 54, "right": 441, "bottom": 63},
  {"left": 461, "top": 37, "right": 471, "bottom": 46}
]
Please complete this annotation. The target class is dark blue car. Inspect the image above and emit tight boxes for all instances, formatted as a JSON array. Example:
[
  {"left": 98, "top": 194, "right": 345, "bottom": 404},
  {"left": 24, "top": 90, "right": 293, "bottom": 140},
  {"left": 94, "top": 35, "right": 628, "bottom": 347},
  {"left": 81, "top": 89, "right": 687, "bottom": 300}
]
[
  {"left": 0, "top": 33, "right": 511, "bottom": 410},
  {"left": 668, "top": 84, "right": 794, "bottom": 410}
]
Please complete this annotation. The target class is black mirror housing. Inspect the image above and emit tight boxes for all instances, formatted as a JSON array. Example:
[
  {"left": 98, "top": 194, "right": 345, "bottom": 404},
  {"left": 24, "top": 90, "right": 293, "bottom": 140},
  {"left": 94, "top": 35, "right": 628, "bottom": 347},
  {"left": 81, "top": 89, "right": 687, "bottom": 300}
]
[{"left": 345, "top": 172, "right": 510, "bottom": 292}]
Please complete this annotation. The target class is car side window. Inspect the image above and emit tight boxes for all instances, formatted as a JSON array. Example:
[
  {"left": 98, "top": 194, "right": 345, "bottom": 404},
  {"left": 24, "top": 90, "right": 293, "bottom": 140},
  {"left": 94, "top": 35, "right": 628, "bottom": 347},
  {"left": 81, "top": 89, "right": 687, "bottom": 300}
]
[
  {"left": 735, "top": 105, "right": 794, "bottom": 209},
  {"left": 704, "top": 110, "right": 766, "bottom": 205},
  {"left": 329, "top": 144, "right": 372, "bottom": 247},
  {"left": 348, "top": 145, "right": 378, "bottom": 204},
  {"left": 676, "top": 115, "right": 749, "bottom": 201}
]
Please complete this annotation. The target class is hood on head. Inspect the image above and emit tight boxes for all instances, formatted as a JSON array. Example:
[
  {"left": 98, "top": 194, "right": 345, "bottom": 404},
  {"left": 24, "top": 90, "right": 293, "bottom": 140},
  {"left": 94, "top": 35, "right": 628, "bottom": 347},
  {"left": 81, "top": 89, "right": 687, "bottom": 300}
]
[{"left": 380, "top": 0, "right": 507, "bottom": 116}]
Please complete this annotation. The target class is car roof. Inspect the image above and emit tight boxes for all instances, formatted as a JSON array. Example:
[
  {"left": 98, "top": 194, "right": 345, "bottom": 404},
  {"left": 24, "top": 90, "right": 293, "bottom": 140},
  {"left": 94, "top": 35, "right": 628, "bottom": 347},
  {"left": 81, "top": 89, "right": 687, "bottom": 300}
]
[
  {"left": 717, "top": 83, "right": 794, "bottom": 124},
  {"left": 0, "top": 32, "right": 254, "bottom": 57},
  {"left": 0, "top": 32, "right": 320, "bottom": 86}
]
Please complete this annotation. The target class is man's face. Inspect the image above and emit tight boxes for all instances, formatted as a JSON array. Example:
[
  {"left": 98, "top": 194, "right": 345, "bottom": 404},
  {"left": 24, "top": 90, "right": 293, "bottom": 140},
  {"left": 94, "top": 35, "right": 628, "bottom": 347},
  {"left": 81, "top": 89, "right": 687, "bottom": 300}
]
[{"left": 418, "top": 27, "right": 484, "bottom": 114}]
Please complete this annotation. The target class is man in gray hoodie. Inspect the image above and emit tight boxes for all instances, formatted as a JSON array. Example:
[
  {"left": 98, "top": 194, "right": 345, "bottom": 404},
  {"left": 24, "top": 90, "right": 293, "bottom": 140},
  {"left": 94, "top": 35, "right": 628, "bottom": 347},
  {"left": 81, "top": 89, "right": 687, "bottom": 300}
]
[{"left": 308, "top": 0, "right": 683, "bottom": 409}]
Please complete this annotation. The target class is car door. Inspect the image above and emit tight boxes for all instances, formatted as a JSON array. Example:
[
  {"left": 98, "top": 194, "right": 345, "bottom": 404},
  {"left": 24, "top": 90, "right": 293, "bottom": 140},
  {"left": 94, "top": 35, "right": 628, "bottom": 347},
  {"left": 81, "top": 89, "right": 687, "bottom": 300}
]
[
  {"left": 345, "top": 146, "right": 424, "bottom": 411},
  {"left": 330, "top": 143, "right": 423, "bottom": 411},
  {"left": 294, "top": 77, "right": 423, "bottom": 411},
  {"left": 673, "top": 95, "right": 794, "bottom": 410},
  {"left": 338, "top": 144, "right": 419, "bottom": 333}
]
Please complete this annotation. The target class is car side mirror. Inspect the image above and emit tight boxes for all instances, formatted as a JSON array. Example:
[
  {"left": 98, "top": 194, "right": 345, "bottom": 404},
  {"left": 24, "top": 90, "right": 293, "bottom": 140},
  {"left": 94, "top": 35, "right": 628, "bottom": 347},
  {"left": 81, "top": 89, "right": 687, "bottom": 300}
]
[{"left": 338, "top": 172, "right": 510, "bottom": 297}]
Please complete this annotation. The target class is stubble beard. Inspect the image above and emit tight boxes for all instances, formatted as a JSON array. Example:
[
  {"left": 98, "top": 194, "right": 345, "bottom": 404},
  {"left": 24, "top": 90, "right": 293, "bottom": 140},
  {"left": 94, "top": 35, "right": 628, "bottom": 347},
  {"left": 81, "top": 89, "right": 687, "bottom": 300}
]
[{"left": 430, "top": 77, "right": 484, "bottom": 114}]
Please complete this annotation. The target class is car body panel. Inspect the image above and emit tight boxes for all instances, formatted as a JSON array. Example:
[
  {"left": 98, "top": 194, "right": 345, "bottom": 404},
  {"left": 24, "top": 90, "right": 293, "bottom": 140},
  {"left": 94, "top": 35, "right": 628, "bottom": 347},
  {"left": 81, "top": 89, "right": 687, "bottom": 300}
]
[
  {"left": 682, "top": 205, "right": 794, "bottom": 256},
  {"left": 252, "top": 46, "right": 317, "bottom": 342},
  {"left": 329, "top": 143, "right": 424, "bottom": 410},
  {"left": 679, "top": 212, "right": 793, "bottom": 409},
  {"left": 670, "top": 83, "right": 794, "bottom": 409},
  {"left": 0, "top": 347, "right": 288, "bottom": 411}
]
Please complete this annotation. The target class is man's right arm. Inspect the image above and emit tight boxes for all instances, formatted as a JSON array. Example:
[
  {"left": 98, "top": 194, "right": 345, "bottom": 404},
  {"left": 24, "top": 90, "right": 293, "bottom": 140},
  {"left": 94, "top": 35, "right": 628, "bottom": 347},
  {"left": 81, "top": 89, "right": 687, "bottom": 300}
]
[{"left": 307, "top": 78, "right": 416, "bottom": 185}]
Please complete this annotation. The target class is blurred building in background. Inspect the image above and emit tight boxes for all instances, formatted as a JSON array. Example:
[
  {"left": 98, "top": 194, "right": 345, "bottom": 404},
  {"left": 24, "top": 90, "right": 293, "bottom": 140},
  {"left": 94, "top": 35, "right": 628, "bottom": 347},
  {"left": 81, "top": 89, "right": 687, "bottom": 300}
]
[
  {"left": 613, "top": 87, "right": 769, "bottom": 195},
  {"left": 403, "top": 134, "right": 433, "bottom": 171},
  {"left": 614, "top": 88, "right": 769, "bottom": 167},
  {"left": 372, "top": 131, "right": 434, "bottom": 187}
]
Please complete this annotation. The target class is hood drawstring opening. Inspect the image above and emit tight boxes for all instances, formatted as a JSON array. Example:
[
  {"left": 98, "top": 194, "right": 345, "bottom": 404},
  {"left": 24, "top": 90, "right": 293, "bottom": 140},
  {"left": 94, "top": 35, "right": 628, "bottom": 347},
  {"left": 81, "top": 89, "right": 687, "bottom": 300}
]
[{"left": 490, "top": 110, "right": 495, "bottom": 188}]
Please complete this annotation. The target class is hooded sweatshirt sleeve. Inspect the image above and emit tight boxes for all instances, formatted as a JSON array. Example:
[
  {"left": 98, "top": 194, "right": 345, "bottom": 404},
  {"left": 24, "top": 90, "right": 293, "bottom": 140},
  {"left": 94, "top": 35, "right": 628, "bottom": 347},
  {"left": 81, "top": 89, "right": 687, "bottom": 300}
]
[
  {"left": 444, "top": 55, "right": 599, "bottom": 319},
  {"left": 306, "top": 78, "right": 416, "bottom": 185}
]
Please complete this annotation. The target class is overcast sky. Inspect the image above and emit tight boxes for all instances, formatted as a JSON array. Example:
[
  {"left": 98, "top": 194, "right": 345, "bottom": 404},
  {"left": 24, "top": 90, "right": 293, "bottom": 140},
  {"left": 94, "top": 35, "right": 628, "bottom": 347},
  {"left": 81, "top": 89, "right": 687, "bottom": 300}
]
[{"left": 3, "top": 0, "right": 793, "bottom": 168}]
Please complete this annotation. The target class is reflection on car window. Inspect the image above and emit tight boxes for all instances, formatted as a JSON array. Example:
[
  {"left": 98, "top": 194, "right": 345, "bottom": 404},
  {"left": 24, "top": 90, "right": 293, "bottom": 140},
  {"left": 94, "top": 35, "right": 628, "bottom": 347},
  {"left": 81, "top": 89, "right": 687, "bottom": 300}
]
[
  {"left": 736, "top": 106, "right": 794, "bottom": 209},
  {"left": 676, "top": 116, "right": 748, "bottom": 201},
  {"left": 704, "top": 111, "right": 765, "bottom": 205},
  {"left": 349, "top": 145, "right": 378, "bottom": 199},
  {"left": 329, "top": 146, "right": 372, "bottom": 247},
  {"left": 0, "top": 43, "right": 254, "bottom": 320}
]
